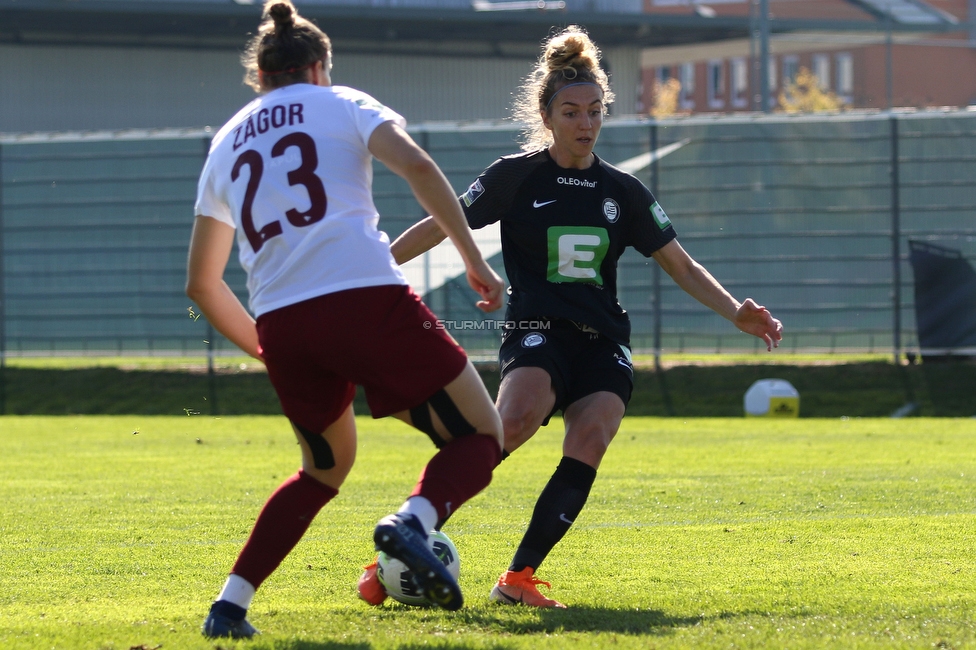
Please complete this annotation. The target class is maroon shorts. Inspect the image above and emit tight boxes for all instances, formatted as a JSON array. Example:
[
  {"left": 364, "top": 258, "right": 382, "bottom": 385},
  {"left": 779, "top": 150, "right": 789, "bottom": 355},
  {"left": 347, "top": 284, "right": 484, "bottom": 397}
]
[{"left": 256, "top": 284, "right": 468, "bottom": 433}]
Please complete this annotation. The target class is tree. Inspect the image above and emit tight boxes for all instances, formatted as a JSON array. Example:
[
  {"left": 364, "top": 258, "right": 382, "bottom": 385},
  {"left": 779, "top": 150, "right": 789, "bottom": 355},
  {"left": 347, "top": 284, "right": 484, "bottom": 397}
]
[
  {"left": 651, "top": 77, "right": 682, "bottom": 118},
  {"left": 779, "top": 67, "right": 847, "bottom": 113}
]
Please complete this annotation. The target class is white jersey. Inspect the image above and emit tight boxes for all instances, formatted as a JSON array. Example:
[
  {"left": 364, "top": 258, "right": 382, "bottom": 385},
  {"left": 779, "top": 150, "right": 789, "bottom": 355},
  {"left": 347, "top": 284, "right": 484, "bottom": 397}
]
[{"left": 195, "top": 83, "right": 408, "bottom": 317}]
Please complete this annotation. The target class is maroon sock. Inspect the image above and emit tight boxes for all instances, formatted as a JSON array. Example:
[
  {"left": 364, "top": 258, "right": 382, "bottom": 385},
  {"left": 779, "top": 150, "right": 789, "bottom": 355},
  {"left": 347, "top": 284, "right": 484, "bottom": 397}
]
[
  {"left": 410, "top": 434, "right": 501, "bottom": 522},
  {"left": 231, "top": 469, "right": 337, "bottom": 588}
]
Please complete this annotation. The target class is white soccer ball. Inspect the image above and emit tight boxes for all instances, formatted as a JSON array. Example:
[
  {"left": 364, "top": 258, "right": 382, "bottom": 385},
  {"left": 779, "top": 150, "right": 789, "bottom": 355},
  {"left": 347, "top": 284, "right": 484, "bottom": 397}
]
[{"left": 376, "top": 530, "right": 461, "bottom": 606}]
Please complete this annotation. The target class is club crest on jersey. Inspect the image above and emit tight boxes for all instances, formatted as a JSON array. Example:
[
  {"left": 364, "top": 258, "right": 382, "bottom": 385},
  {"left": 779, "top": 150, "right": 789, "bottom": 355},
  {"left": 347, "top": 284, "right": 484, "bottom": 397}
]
[
  {"left": 650, "top": 201, "right": 672, "bottom": 229},
  {"left": 462, "top": 179, "right": 485, "bottom": 207},
  {"left": 602, "top": 198, "right": 620, "bottom": 223},
  {"left": 521, "top": 332, "right": 546, "bottom": 348}
]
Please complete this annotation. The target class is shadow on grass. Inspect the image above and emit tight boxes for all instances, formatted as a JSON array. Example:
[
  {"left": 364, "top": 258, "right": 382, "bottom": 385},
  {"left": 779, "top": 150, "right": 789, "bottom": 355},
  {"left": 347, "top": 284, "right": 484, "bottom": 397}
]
[
  {"left": 268, "top": 607, "right": 716, "bottom": 649},
  {"left": 4, "top": 361, "right": 972, "bottom": 417},
  {"left": 272, "top": 641, "right": 373, "bottom": 650},
  {"left": 274, "top": 641, "right": 373, "bottom": 650},
  {"left": 456, "top": 605, "right": 704, "bottom": 636}
]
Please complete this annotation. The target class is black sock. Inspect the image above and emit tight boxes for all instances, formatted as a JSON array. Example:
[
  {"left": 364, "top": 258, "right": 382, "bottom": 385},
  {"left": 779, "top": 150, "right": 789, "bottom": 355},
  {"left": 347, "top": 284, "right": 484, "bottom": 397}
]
[
  {"left": 509, "top": 456, "right": 597, "bottom": 573},
  {"left": 210, "top": 600, "right": 247, "bottom": 621}
]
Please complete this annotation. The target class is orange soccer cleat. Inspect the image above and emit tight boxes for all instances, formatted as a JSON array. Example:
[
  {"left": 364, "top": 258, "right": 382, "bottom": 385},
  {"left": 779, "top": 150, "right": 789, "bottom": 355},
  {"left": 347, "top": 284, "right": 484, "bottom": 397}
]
[
  {"left": 357, "top": 559, "right": 387, "bottom": 606},
  {"left": 489, "top": 567, "right": 567, "bottom": 608}
]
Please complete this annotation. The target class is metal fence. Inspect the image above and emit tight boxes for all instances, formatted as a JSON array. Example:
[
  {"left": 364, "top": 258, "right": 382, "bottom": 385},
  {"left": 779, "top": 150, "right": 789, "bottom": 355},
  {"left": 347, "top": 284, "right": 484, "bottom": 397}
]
[{"left": 1, "top": 109, "right": 974, "bottom": 362}]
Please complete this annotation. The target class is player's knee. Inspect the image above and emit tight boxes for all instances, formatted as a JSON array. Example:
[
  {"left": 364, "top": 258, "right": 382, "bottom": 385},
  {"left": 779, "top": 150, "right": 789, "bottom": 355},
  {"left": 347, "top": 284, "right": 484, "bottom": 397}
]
[
  {"left": 301, "top": 462, "right": 351, "bottom": 490},
  {"left": 500, "top": 407, "right": 537, "bottom": 444},
  {"left": 292, "top": 420, "right": 337, "bottom": 470},
  {"left": 412, "top": 387, "right": 501, "bottom": 447},
  {"left": 570, "top": 421, "right": 617, "bottom": 454},
  {"left": 476, "top": 413, "right": 504, "bottom": 448}
]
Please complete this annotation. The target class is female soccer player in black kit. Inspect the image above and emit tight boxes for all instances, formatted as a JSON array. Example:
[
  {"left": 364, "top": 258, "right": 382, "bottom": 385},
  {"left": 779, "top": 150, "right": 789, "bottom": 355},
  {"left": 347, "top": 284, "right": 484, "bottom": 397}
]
[{"left": 370, "top": 25, "right": 783, "bottom": 608}]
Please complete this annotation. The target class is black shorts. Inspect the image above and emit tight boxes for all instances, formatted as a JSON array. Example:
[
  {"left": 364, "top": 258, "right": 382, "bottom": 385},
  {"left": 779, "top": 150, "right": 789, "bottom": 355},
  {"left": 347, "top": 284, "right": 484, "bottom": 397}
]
[{"left": 498, "top": 319, "right": 634, "bottom": 425}]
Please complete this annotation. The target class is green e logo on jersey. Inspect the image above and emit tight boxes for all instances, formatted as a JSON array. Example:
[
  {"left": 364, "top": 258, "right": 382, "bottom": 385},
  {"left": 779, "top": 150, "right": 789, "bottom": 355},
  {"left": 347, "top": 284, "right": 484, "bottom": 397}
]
[{"left": 547, "top": 226, "right": 610, "bottom": 285}]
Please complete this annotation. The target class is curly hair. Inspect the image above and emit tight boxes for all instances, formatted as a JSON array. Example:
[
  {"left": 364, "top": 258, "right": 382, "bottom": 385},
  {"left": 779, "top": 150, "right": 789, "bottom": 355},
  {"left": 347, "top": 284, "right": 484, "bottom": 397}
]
[
  {"left": 513, "top": 25, "right": 614, "bottom": 151},
  {"left": 242, "top": 0, "right": 332, "bottom": 92}
]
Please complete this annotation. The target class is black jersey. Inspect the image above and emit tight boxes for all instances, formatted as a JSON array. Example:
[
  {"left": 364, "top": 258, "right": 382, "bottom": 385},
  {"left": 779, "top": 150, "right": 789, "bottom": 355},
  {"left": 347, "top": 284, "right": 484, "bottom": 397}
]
[{"left": 460, "top": 149, "right": 677, "bottom": 345}]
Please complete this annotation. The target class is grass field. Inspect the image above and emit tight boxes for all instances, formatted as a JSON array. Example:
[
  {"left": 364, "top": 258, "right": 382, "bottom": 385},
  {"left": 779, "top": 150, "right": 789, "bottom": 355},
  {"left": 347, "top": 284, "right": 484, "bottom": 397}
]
[
  {"left": 0, "top": 352, "right": 895, "bottom": 370},
  {"left": 1, "top": 415, "right": 975, "bottom": 649}
]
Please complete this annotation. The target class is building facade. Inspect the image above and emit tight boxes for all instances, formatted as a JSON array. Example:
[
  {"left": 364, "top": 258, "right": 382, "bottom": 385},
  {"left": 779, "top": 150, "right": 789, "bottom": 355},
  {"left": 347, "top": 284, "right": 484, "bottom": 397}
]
[
  {"left": 638, "top": 0, "right": 975, "bottom": 114},
  {"left": 0, "top": 1, "right": 969, "bottom": 133}
]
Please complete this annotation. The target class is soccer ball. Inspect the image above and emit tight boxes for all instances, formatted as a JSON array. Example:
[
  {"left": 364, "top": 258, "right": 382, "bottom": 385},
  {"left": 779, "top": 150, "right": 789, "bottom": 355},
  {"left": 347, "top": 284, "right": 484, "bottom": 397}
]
[{"left": 376, "top": 530, "right": 460, "bottom": 606}]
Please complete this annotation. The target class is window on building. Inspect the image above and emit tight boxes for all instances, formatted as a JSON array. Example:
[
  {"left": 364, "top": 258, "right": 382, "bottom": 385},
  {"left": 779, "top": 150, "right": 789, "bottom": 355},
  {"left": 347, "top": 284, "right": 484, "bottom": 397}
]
[
  {"left": 782, "top": 56, "right": 799, "bottom": 88},
  {"left": 836, "top": 53, "right": 853, "bottom": 99},
  {"left": 812, "top": 54, "right": 830, "bottom": 90},
  {"left": 679, "top": 62, "right": 695, "bottom": 110},
  {"left": 707, "top": 60, "right": 725, "bottom": 109},
  {"left": 657, "top": 65, "right": 673, "bottom": 84},
  {"left": 730, "top": 57, "right": 748, "bottom": 108}
]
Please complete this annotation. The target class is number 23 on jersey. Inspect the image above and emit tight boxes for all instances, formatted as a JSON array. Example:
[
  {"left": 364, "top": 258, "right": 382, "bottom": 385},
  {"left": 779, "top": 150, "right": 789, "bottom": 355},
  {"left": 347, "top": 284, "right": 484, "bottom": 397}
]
[{"left": 231, "top": 131, "right": 327, "bottom": 253}]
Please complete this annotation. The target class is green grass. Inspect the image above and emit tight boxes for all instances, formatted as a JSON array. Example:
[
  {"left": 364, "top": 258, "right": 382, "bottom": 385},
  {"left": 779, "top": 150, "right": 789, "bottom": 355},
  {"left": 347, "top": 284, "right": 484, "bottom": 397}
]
[
  {"left": 2, "top": 355, "right": 259, "bottom": 371},
  {"left": 1, "top": 415, "right": 975, "bottom": 649},
  {"left": 630, "top": 352, "right": 896, "bottom": 366},
  {"left": 1, "top": 352, "right": 891, "bottom": 370}
]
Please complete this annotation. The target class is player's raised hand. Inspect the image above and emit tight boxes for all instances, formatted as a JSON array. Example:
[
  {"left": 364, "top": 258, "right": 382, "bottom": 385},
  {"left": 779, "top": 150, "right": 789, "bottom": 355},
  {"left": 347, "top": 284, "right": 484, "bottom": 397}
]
[
  {"left": 734, "top": 298, "right": 783, "bottom": 351},
  {"left": 466, "top": 259, "right": 505, "bottom": 313}
]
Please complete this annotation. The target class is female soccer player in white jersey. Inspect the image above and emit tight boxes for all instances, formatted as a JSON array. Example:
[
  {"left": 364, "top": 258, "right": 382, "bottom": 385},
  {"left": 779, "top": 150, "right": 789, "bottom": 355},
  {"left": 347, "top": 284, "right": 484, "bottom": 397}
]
[
  {"left": 187, "top": 0, "right": 505, "bottom": 638},
  {"left": 383, "top": 26, "right": 784, "bottom": 608}
]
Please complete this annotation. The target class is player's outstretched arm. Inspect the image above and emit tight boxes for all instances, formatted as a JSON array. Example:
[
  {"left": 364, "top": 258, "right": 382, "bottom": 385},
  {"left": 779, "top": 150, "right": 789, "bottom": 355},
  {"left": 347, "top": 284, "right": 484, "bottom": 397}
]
[
  {"left": 652, "top": 239, "right": 783, "bottom": 351},
  {"left": 463, "top": 258, "right": 505, "bottom": 313},
  {"left": 369, "top": 122, "right": 503, "bottom": 312},
  {"left": 391, "top": 216, "right": 447, "bottom": 265},
  {"left": 395, "top": 222, "right": 500, "bottom": 313},
  {"left": 186, "top": 216, "right": 263, "bottom": 359}
]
